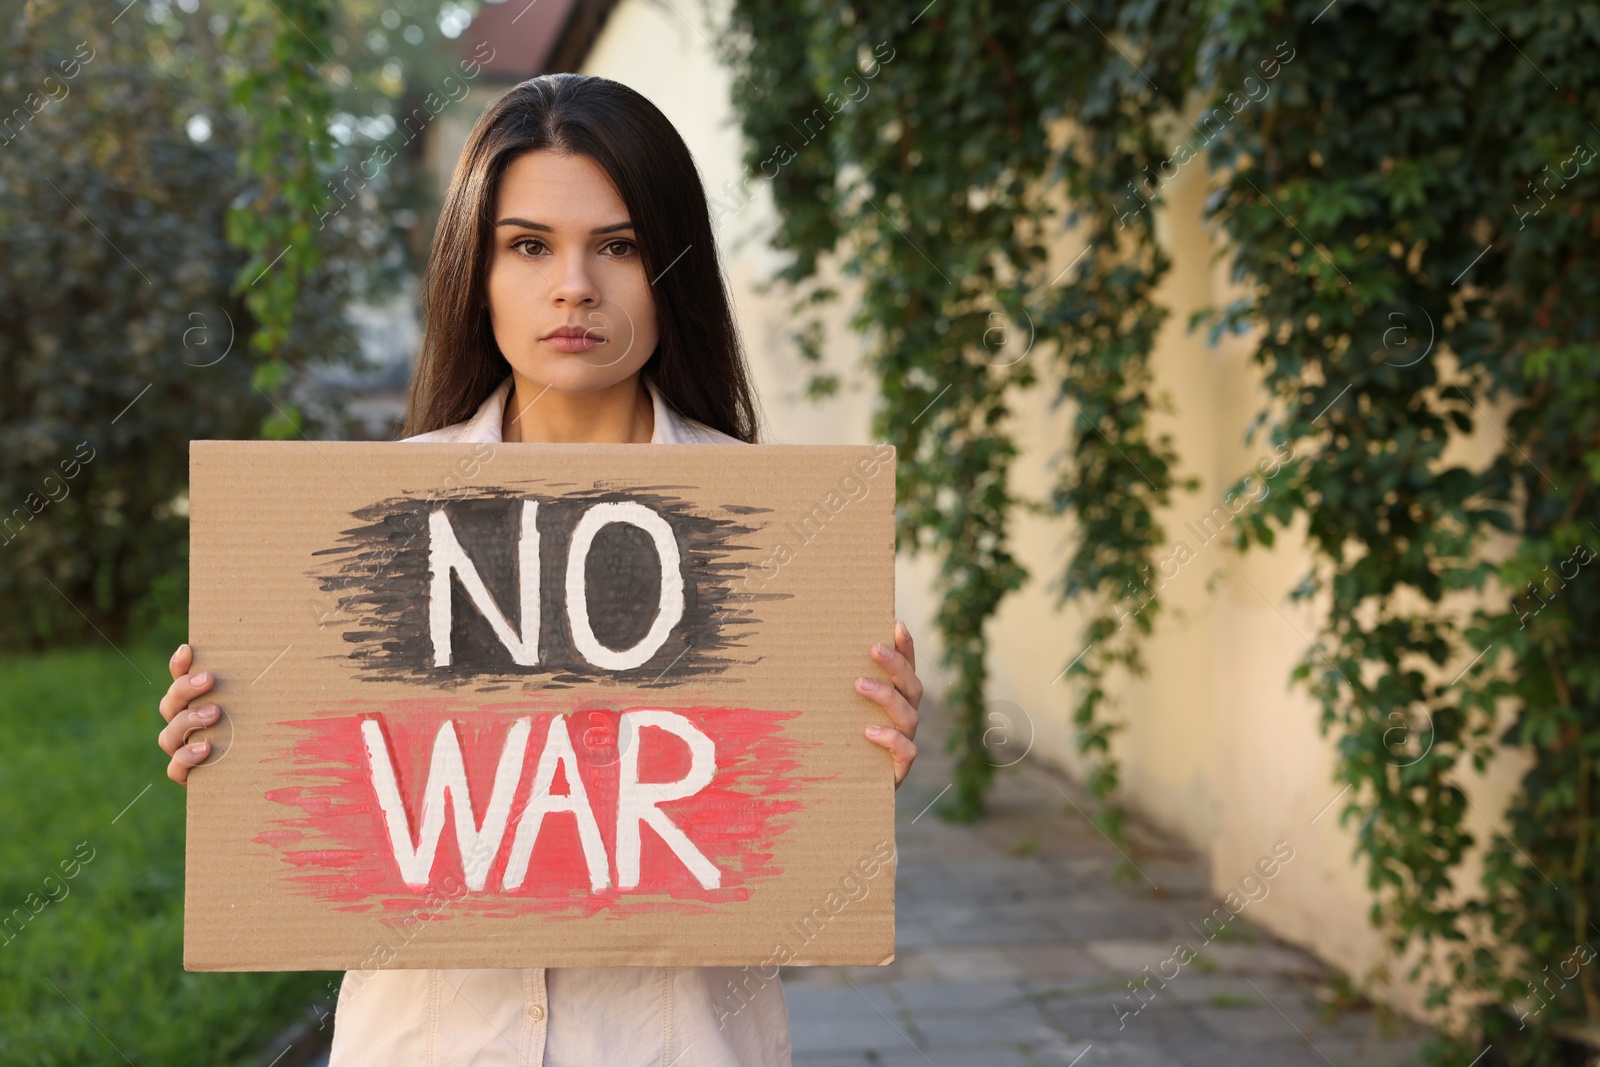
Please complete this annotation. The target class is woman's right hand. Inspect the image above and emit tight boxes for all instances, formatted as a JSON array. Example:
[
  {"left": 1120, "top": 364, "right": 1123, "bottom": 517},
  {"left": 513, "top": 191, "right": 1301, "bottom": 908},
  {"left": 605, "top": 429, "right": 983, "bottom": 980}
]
[{"left": 158, "top": 643, "right": 220, "bottom": 785}]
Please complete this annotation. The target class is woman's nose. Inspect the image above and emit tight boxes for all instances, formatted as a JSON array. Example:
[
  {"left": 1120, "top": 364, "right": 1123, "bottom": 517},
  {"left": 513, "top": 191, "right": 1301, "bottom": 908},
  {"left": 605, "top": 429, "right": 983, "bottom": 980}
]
[{"left": 551, "top": 255, "right": 600, "bottom": 306}]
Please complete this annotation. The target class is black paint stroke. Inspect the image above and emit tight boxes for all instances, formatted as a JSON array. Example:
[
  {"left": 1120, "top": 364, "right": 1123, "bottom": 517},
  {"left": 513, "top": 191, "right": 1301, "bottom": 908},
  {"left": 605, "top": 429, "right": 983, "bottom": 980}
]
[{"left": 307, "top": 484, "right": 784, "bottom": 690}]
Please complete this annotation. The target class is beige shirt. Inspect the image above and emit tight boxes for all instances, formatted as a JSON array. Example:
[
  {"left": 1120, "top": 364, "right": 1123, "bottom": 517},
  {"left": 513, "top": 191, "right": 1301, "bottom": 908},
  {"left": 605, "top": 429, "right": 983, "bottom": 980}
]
[{"left": 327, "top": 374, "right": 792, "bottom": 1067}]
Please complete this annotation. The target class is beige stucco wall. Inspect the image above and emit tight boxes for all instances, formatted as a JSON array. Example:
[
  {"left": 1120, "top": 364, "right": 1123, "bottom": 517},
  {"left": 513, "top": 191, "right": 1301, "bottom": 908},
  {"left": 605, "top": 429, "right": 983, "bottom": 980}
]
[{"left": 562, "top": 0, "right": 1529, "bottom": 1024}]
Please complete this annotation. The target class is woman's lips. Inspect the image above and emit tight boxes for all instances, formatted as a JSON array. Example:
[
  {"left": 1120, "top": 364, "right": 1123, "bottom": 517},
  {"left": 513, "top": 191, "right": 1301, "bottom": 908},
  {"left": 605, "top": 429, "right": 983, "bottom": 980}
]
[{"left": 542, "top": 334, "right": 604, "bottom": 353}]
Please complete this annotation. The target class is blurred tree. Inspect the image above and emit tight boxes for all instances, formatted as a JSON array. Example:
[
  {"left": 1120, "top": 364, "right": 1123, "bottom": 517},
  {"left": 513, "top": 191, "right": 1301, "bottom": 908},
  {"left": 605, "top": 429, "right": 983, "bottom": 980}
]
[
  {"left": 1, "top": 0, "right": 299, "bottom": 649},
  {"left": 0, "top": 0, "right": 458, "bottom": 650}
]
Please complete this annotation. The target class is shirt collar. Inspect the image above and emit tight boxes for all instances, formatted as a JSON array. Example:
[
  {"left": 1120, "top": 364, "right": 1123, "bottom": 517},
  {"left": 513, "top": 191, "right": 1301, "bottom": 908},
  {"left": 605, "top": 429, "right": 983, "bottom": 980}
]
[{"left": 453, "top": 374, "right": 688, "bottom": 445}]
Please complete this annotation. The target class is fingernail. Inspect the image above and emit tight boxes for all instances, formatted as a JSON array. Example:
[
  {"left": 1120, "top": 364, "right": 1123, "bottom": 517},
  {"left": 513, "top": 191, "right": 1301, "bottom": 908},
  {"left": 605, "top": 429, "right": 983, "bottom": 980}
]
[
  {"left": 895, "top": 620, "right": 908, "bottom": 638},
  {"left": 856, "top": 677, "right": 877, "bottom": 692},
  {"left": 867, "top": 725, "right": 885, "bottom": 736},
  {"left": 189, "top": 742, "right": 208, "bottom": 755},
  {"left": 196, "top": 705, "right": 218, "bottom": 720},
  {"left": 193, "top": 672, "right": 210, "bottom": 685},
  {"left": 872, "top": 643, "right": 891, "bottom": 658}
]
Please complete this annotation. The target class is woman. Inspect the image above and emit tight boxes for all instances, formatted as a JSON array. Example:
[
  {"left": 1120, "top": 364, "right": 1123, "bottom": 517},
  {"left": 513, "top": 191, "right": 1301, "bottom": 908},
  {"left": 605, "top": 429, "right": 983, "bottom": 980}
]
[{"left": 153, "top": 73, "right": 922, "bottom": 1066}]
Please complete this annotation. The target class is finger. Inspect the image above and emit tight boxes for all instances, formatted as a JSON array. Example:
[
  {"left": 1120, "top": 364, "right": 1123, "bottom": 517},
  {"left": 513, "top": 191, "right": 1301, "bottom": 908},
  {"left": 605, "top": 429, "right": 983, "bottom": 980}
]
[
  {"left": 868, "top": 641, "right": 923, "bottom": 712},
  {"left": 894, "top": 620, "right": 915, "bottom": 672},
  {"left": 158, "top": 669, "right": 215, "bottom": 723},
  {"left": 167, "top": 740, "right": 210, "bottom": 786},
  {"left": 855, "top": 675, "right": 918, "bottom": 741},
  {"left": 168, "top": 643, "right": 192, "bottom": 682},
  {"left": 865, "top": 724, "right": 916, "bottom": 789},
  {"left": 159, "top": 705, "right": 220, "bottom": 756}
]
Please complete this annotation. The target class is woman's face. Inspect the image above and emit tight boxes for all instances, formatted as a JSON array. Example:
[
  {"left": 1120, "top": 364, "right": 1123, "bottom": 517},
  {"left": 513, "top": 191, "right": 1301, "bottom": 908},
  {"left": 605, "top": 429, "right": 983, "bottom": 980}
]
[{"left": 485, "top": 150, "right": 658, "bottom": 393}]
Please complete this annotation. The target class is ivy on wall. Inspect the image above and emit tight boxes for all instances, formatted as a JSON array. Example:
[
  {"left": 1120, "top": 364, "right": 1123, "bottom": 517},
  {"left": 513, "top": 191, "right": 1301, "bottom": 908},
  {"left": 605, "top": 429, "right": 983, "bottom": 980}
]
[
  {"left": 723, "top": 0, "right": 1600, "bottom": 1061},
  {"left": 719, "top": 0, "right": 1196, "bottom": 833},
  {"left": 1208, "top": 3, "right": 1600, "bottom": 1060}
]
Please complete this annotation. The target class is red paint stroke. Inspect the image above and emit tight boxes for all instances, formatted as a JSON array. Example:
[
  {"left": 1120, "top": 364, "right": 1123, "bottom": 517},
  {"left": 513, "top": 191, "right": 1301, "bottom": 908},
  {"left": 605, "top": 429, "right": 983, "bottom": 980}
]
[{"left": 256, "top": 694, "right": 827, "bottom": 921}]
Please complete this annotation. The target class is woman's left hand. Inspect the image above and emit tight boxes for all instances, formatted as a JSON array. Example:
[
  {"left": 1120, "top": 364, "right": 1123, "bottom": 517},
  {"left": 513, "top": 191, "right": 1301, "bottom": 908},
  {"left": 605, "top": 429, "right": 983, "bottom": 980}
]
[{"left": 857, "top": 620, "right": 922, "bottom": 789}]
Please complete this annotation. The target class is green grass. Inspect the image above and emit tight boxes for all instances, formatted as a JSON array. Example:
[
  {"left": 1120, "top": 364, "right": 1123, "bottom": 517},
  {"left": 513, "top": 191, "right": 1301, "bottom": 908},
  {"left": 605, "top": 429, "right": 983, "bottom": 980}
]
[{"left": 0, "top": 641, "right": 337, "bottom": 1066}]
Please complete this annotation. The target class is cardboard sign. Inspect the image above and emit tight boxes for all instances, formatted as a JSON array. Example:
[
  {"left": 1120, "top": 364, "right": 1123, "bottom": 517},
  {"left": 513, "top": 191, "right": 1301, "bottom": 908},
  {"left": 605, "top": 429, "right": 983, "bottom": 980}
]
[{"left": 184, "top": 440, "right": 897, "bottom": 971}]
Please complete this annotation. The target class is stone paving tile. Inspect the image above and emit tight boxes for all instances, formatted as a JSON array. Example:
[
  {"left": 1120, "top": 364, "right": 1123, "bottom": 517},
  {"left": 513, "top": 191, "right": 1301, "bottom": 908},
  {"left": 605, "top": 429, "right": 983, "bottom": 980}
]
[
  {"left": 875, "top": 1049, "right": 1040, "bottom": 1067},
  {"left": 1002, "top": 942, "right": 1117, "bottom": 983},
  {"left": 781, "top": 712, "right": 1431, "bottom": 1067},
  {"left": 917, "top": 946, "right": 1028, "bottom": 982},
  {"left": 891, "top": 978, "right": 1035, "bottom": 1014},
  {"left": 911, "top": 1009, "right": 1061, "bottom": 1049},
  {"left": 787, "top": 983, "right": 902, "bottom": 1017},
  {"left": 789, "top": 1020, "right": 912, "bottom": 1057}
]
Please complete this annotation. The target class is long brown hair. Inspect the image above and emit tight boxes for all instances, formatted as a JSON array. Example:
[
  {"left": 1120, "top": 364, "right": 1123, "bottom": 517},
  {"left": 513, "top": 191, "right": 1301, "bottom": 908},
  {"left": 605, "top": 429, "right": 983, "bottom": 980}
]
[{"left": 401, "top": 74, "right": 761, "bottom": 442}]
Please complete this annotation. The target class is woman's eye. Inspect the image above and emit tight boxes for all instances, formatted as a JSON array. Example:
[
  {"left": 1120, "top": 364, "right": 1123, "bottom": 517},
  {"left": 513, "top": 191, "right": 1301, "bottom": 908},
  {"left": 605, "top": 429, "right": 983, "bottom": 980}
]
[
  {"left": 602, "top": 239, "right": 636, "bottom": 257},
  {"left": 511, "top": 238, "right": 547, "bottom": 257}
]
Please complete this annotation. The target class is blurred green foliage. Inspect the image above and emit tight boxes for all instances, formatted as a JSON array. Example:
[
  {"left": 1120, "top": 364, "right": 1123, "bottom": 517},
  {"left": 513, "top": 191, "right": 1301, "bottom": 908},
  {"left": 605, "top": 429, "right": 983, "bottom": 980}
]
[
  {"left": 0, "top": 0, "right": 458, "bottom": 650},
  {"left": 2, "top": 0, "right": 278, "bottom": 649}
]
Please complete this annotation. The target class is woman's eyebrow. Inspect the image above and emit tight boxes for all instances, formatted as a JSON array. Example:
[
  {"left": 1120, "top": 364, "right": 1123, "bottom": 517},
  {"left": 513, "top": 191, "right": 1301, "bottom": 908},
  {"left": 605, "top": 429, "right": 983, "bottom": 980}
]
[{"left": 494, "top": 218, "right": 635, "bottom": 234}]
